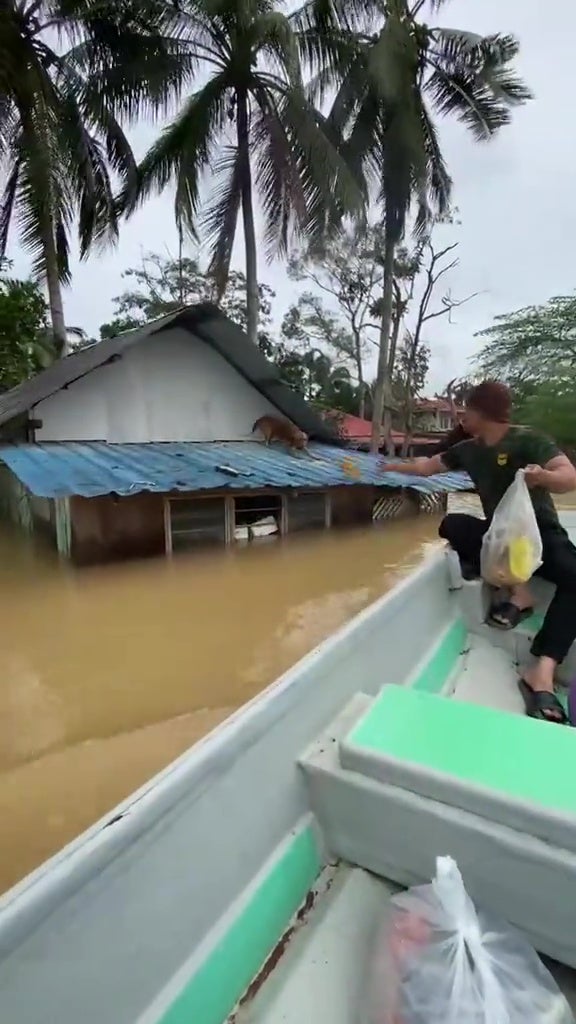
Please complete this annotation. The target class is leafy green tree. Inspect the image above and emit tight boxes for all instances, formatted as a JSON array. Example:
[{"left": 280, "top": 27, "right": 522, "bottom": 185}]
[
  {"left": 392, "top": 335, "right": 430, "bottom": 451},
  {"left": 298, "top": 0, "right": 530, "bottom": 450},
  {"left": 515, "top": 379, "right": 576, "bottom": 448},
  {"left": 121, "top": 0, "right": 361, "bottom": 348},
  {"left": 476, "top": 294, "right": 576, "bottom": 446},
  {"left": 0, "top": 268, "right": 52, "bottom": 388},
  {"left": 99, "top": 252, "right": 276, "bottom": 352},
  {"left": 0, "top": 0, "right": 188, "bottom": 353},
  {"left": 286, "top": 225, "right": 387, "bottom": 416},
  {"left": 275, "top": 342, "right": 359, "bottom": 412},
  {"left": 476, "top": 295, "right": 576, "bottom": 389}
]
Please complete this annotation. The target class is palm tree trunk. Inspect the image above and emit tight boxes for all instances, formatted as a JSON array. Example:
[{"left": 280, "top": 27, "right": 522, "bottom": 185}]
[
  {"left": 370, "top": 236, "right": 396, "bottom": 453},
  {"left": 42, "top": 218, "right": 68, "bottom": 356},
  {"left": 237, "top": 90, "right": 259, "bottom": 348},
  {"left": 382, "top": 306, "right": 402, "bottom": 454}
]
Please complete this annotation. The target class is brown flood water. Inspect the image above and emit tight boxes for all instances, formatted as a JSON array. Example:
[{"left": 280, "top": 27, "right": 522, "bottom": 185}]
[{"left": 0, "top": 515, "right": 443, "bottom": 894}]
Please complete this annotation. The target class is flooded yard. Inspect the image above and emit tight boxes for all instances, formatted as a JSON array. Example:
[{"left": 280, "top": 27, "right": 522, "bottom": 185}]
[{"left": 0, "top": 515, "right": 442, "bottom": 893}]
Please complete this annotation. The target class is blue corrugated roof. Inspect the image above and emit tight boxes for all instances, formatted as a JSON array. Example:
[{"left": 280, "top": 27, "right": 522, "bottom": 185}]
[{"left": 0, "top": 442, "right": 473, "bottom": 499}]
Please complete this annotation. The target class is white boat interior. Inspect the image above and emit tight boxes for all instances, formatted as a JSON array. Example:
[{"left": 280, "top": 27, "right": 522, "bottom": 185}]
[{"left": 1, "top": 512, "right": 576, "bottom": 1024}]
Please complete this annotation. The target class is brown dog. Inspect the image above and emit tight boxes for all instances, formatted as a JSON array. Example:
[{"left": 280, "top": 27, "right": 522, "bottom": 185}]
[{"left": 252, "top": 415, "right": 308, "bottom": 451}]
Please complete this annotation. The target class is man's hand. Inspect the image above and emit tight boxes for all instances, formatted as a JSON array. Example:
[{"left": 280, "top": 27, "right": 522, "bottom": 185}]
[
  {"left": 377, "top": 455, "right": 444, "bottom": 478},
  {"left": 524, "top": 464, "right": 546, "bottom": 488}
]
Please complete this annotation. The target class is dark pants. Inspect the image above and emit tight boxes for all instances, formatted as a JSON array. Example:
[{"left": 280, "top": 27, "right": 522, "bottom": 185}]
[{"left": 439, "top": 513, "right": 576, "bottom": 664}]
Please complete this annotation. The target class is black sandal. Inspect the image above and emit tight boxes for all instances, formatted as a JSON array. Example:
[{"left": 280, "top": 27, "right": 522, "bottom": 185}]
[
  {"left": 517, "top": 679, "right": 568, "bottom": 725},
  {"left": 487, "top": 602, "right": 534, "bottom": 631}
]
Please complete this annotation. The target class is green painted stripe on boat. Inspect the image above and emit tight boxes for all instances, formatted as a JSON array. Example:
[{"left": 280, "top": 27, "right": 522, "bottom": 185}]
[
  {"left": 158, "top": 825, "right": 321, "bottom": 1024},
  {"left": 349, "top": 685, "right": 576, "bottom": 814},
  {"left": 411, "top": 618, "right": 467, "bottom": 694}
]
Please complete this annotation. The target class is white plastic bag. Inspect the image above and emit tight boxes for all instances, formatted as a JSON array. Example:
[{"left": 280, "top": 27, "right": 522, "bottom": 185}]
[
  {"left": 480, "top": 469, "right": 542, "bottom": 586},
  {"left": 366, "top": 857, "right": 575, "bottom": 1024}
]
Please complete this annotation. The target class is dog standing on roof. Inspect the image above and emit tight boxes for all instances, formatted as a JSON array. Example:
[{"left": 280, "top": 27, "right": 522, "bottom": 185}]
[{"left": 252, "top": 415, "right": 324, "bottom": 461}]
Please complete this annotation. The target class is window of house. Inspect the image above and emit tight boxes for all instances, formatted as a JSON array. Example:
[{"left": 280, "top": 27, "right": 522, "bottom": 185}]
[
  {"left": 233, "top": 494, "right": 282, "bottom": 542},
  {"left": 286, "top": 491, "right": 328, "bottom": 532},
  {"left": 167, "top": 497, "right": 227, "bottom": 551}
]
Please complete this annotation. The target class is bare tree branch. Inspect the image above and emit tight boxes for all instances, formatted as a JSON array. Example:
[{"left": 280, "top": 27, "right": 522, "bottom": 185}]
[
  {"left": 422, "top": 290, "right": 481, "bottom": 323},
  {"left": 396, "top": 236, "right": 479, "bottom": 449}
]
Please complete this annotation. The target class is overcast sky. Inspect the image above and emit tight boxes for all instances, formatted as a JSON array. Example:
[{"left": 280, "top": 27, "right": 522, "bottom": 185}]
[{"left": 6, "top": 0, "right": 575, "bottom": 395}]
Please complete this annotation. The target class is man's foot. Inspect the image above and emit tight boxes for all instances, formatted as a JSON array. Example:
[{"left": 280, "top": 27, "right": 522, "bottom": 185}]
[
  {"left": 519, "top": 661, "right": 567, "bottom": 724},
  {"left": 488, "top": 583, "right": 534, "bottom": 630},
  {"left": 488, "top": 602, "right": 533, "bottom": 630}
]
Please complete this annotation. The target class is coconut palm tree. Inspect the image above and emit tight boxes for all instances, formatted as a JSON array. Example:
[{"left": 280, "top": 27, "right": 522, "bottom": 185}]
[
  {"left": 295, "top": 0, "right": 531, "bottom": 450},
  {"left": 121, "top": 0, "right": 363, "bottom": 348},
  {"left": 0, "top": 0, "right": 188, "bottom": 354}
]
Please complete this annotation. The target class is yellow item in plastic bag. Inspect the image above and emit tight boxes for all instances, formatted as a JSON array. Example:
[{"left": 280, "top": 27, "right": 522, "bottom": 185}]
[
  {"left": 508, "top": 535, "right": 535, "bottom": 584},
  {"left": 480, "top": 470, "right": 543, "bottom": 587}
]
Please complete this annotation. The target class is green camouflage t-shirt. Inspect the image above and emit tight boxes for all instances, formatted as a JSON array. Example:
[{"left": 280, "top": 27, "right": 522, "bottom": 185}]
[{"left": 441, "top": 426, "right": 561, "bottom": 525}]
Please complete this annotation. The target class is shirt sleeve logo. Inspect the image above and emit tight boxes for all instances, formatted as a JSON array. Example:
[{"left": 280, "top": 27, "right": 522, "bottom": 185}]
[{"left": 497, "top": 453, "right": 508, "bottom": 466}]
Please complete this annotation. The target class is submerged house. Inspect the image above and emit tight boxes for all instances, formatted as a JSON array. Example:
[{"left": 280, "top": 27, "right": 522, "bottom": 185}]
[{"left": 0, "top": 304, "right": 470, "bottom": 564}]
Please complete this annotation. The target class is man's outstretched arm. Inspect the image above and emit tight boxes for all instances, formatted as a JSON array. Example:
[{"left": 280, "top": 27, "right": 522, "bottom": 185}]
[{"left": 379, "top": 454, "right": 448, "bottom": 478}]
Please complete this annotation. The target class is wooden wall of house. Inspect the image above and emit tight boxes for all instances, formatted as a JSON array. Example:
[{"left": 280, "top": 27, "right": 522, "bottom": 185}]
[
  {"left": 70, "top": 493, "right": 165, "bottom": 565},
  {"left": 330, "top": 485, "right": 376, "bottom": 526}
]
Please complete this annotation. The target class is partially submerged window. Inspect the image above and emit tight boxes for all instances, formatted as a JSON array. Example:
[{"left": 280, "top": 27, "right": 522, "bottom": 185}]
[
  {"left": 286, "top": 491, "right": 328, "bottom": 532},
  {"left": 165, "top": 490, "right": 330, "bottom": 554},
  {"left": 233, "top": 494, "right": 282, "bottom": 542},
  {"left": 167, "top": 497, "right": 226, "bottom": 551}
]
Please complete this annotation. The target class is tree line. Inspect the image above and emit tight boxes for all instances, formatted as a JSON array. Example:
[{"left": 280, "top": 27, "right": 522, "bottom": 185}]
[{"left": 1, "top": 0, "right": 530, "bottom": 449}]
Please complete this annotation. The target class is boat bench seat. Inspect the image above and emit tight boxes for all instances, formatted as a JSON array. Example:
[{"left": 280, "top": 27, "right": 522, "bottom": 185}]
[{"left": 341, "top": 685, "right": 576, "bottom": 854}]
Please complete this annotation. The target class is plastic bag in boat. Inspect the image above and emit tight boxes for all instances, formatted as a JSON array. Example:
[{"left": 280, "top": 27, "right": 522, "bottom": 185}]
[
  {"left": 480, "top": 469, "right": 542, "bottom": 586},
  {"left": 366, "top": 856, "right": 575, "bottom": 1024}
]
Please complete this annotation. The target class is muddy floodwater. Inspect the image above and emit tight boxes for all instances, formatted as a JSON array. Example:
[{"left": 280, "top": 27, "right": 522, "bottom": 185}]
[
  {"left": 0, "top": 514, "right": 444, "bottom": 894},
  {"left": 2, "top": 490, "right": 575, "bottom": 895}
]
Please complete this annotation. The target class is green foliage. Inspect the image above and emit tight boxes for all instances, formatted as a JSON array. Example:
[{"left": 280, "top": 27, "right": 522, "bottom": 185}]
[
  {"left": 99, "top": 252, "right": 276, "bottom": 351},
  {"left": 120, "top": 0, "right": 361, "bottom": 308},
  {"left": 298, "top": 0, "right": 530, "bottom": 447},
  {"left": 476, "top": 295, "right": 576, "bottom": 387},
  {"left": 299, "top": 3, "right": 530, "bottom": 246},
  {"left": 285, "top": 225, "right": 392, "bottom": 415},
  {"left": 0, "top": 0, "right": 187, "bottom": 281},
  {"left": 275, "top": 342, "right": 360, "bottom": 413},
  {"left": 393, "top": 336, "right": 431, "bottom": 403},
  {"left": 0, "top": 270, "right": 51, "bottom": 388},
  {"left": 516, "top": 381, "right": 576, "bottom": 448},
  {"left": 281, "top": 293, "right": 356, "bottom": 366},
  {"left": 476, "top": 294, "right": 576, "bottom": 445}
]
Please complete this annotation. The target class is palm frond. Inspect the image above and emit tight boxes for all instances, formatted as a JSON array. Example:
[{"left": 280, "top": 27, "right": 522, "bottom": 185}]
[
  {"left": 65, "top": 26, "right": 197, "bottom": 123},
  {"left": 291, "top": 0, "right": 379, "bottom": 53},
  {"left": 304, "top": 35, "right": 357, "bottom": 108},
  {"left": 252, "top": 89, "right": 307, "bottom": 257},
  {"left": 0, "top": 159, "right": 20, "bottom": 257},
  {"left": 57, "top": 89, "right": 118, "bottom": 256},
  {"left": 203, "top": 144, "right": 243, "bottom": 295},
  {"left": 426, "top": 29, "right": 531, "bottom": 139},
  {"left": 121, "top": 73, "right": 229, "bottom": 236},
  {"left": 15, "top": 115, "right": 74, "bottom": 283},
  {"left": 426, "top": 64, "right": 512, "bottom": 140},
  {"left": 417, "top": 93, "right": 452, "bottom": 213},
  {"left": 279, "top": 87, "right": 367, "bottom": 246},
  {"left": 257, "top": 12, "right": 301, "bottom": 84}
]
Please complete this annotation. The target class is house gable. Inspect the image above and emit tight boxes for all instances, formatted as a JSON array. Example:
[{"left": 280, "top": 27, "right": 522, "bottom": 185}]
[
  {"left": 0, "top": 304, "right": 340, "bottom": 446},
  {"left": 35, "top": 328, "right": 279, "bottom": 443}
]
